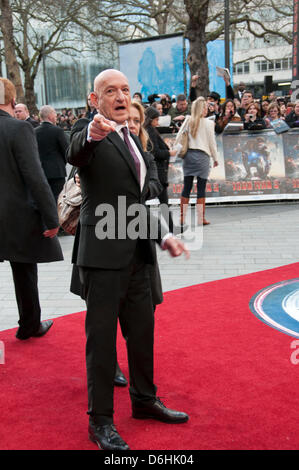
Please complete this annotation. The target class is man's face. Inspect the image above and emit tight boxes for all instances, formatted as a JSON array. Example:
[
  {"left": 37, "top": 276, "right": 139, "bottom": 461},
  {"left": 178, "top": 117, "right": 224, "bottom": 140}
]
[
  {"left": 49, "top": 110, "right": 57, "bottom": 125},
  {"left": 15, "top": 104, "right": 28, "bottom": 120},
  {"left": 176, "top": 99, "right": 188, "bottom": 113},
  {"left": 93, "top": 71, "right": 131, "bottom": 124},
  {"left": 242, "top": 93, "right": 253, "bottom": 106}
]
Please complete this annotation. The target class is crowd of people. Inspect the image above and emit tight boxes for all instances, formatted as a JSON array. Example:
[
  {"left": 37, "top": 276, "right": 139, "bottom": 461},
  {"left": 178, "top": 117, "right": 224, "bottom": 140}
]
[
  {"left": 1, "top": 69, "right": 299, "bottom": 451},
  {"left": 11, "top": 76, "right": 299, "bottom": 236},
  {"left": 135, "top": 75, "right": 299, "bottom": 134},
  {"left": 20, "top": 75, "right": 299, "bottom": 136}
]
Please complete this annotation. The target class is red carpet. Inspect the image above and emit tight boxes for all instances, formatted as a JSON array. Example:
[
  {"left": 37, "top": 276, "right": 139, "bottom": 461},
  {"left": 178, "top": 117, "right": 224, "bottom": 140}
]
[{"left": 1, "top": 263, "right": 299, "bottom": 450}]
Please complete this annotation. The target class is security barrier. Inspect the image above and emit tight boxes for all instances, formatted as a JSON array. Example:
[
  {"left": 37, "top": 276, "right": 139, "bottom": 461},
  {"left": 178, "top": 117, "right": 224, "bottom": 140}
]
[{"left": 165, "top": 128, "right": 299, "bottom": 203}]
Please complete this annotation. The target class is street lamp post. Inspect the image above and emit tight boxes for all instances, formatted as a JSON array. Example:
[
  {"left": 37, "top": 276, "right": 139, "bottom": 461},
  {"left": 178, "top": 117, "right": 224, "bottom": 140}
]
[{"left": 41, "top": 36, "right": 48, "bottom": 105}]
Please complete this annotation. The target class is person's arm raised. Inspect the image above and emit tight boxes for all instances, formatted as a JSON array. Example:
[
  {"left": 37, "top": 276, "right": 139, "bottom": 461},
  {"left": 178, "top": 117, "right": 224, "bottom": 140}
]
[{"left": 67, "top": 114, "right": 116, "bottom": 167}]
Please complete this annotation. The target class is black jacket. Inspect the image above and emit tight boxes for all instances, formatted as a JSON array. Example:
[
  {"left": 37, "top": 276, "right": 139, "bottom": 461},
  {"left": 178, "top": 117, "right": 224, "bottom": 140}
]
[
  {"left": 0, "top": 110, "right": 63, "bottom": 263},
  {"left": 67, "top": 119, "right": 166, "bottom": 270},
  {"left": 243, "top": 117, "right": 266, "bottom": 131},
  {"left": 285, "top": 111, "right": 299, "bottom": 128},
  {"left": 146, "top": 125, "right": 170, "bottom": 186},
  {"left": 35, "top": 121, "right": 68, "bottom": 179},
  {"left": 26, "top": 116, "right": 39, "bottom": 128}
]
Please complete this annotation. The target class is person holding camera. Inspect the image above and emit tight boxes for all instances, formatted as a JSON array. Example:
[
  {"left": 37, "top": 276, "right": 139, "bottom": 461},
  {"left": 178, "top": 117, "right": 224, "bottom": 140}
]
[
  {"left": 263, "top": 101, "right": 282, "bottom": 128},
  {"left": 243, "top": 102, "right": 266, "bottom": 131},
  {"left": 206, "top": 92, "right": 221, "bottom": 119},
  {"left": 215, "top": 99, "right": 241, "bottom": 134},
  {"left": 168, "top": 94, "right": 191, "bottom": 128}
]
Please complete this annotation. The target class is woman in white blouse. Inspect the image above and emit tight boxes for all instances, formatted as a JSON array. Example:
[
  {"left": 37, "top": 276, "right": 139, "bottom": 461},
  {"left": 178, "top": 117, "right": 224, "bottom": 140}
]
[{"left": 176, "top": 96, "right": 219, "bottom": 227}]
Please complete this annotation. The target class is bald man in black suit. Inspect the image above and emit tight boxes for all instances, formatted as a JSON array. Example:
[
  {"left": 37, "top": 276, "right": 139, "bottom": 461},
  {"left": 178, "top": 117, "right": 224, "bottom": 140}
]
[{"left": 67, "top": 69, "right": 189, "bottom": 451}]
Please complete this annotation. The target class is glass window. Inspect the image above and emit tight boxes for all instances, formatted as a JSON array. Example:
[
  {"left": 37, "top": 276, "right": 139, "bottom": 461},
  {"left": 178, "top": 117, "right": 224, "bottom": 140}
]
[
  {"left": 254, "top": 61, "right": 261, "bottom": 73},
  {"left": 46, "top": 65, "right": 87, "bottom": 104},
  {"left": 244, "top": 62, "right": 250, "bottom": 73},
  {"left": 234, "top": 61, "right": 250, "bottom": 75}
]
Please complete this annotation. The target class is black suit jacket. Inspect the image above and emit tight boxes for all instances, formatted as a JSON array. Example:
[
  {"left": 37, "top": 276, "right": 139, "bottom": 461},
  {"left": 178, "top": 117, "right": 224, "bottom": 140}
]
[
  {"left": 35, "top": 121, "right": 68, "bottom": 179},
  {"left": 67, "top": 118, "right": 165, "bottom": 270},
  {"left": 0, "top": 110, "right": 63, "bottom": 263},
  {"left": 26, "top": 116, "right": 39, "bottom": 128},
  {"left": 146, "top": 125, "right": 170, "bottom": 186}
]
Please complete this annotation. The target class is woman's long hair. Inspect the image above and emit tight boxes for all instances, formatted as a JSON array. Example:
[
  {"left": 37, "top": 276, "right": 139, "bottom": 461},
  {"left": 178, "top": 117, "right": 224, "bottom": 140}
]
[
  {"left": 221, "top": 99, "right": 236, "bottom": 117},
  {"left": 130, "top": 100, "right": 149, "bottom": 152},
  {"left": 189, "top": 96, "right": 206, "bottom": 138}
]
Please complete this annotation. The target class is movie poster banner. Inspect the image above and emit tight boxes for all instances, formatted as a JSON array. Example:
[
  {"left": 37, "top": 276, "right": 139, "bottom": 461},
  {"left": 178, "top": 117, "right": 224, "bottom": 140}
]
[{"left": 164, "top": 129, "right": 299, "bottom": 203}]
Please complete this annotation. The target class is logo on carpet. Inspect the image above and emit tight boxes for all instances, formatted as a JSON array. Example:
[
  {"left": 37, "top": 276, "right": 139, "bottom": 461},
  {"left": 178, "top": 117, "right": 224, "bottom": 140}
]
[{"left": 250, "top": 279, "right": 299, "bottom": 338}]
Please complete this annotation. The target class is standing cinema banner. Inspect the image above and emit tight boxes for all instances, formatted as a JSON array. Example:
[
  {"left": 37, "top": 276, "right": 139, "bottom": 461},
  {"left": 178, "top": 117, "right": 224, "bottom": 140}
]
[
  {"left": 163, "top": 129, "right": 299, "bottom": 203},
  {"left": 118, "top": 33, "right": 230, "bottom": 102}
]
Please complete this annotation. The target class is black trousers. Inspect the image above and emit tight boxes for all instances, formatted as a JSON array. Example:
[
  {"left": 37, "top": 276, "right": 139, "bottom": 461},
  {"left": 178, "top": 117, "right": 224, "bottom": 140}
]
[
  {"left": 79, "top": 244, "right": 156, "bottom": 425},
  {"left": 48, "top": 177, "right": 65, "bottom": 203},
  {"left": 10, "top": 262, "right": 41, "bottom": 334}
]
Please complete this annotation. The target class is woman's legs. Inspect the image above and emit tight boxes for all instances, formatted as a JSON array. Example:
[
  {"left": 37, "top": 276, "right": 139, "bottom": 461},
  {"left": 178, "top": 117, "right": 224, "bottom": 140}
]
[
  {"left": 196, "top": 177, "right": 209, "bottom": 225},
  {"left": 180, "top": 176, "right": 194, "bottom": 225}
]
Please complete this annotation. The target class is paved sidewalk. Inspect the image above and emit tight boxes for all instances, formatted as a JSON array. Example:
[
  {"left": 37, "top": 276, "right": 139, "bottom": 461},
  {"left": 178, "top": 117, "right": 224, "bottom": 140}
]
[{"left": 1, "top": 202, "right": 299, "bottom": 332}]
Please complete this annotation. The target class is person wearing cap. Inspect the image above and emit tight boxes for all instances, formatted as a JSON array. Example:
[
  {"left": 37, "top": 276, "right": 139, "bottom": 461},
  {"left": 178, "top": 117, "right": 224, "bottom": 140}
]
[{"left": 206, "top": 91, "right": 221, "bottom": 118}]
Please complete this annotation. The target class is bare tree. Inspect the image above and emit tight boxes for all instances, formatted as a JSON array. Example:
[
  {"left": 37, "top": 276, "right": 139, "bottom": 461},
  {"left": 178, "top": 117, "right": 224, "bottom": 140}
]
[
  {"left": 0, "top": 0, "right": 122, "bottom": 113},
  {"left": 0, "top": 0, "right": 24, "bottom": 101},
  {"left": 0, "top": 0, "right": 293, "bottom": 111}
]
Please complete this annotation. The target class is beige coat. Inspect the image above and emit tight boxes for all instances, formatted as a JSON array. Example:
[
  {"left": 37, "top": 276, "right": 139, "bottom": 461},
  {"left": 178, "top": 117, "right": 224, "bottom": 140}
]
[{"left": 175, "top": 115, "right": 219, "bottom": 163}]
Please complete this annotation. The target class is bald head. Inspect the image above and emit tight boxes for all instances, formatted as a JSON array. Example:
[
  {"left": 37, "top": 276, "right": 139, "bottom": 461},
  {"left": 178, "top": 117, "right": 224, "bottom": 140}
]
[
  {"left": 15, "top": 103, "right": 29, "bottom": 121},
  {"left": 90, "top": 69, "right": 131, "bottom": 124},
  {"left": 94, "top": 69, "right": 127, "bottom": 92}
]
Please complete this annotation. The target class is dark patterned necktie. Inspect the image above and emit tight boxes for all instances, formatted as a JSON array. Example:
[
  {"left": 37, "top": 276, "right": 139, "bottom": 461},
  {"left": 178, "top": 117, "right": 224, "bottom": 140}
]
[{"left": 121, "top": 127, "right": 141, "bottom": 181}]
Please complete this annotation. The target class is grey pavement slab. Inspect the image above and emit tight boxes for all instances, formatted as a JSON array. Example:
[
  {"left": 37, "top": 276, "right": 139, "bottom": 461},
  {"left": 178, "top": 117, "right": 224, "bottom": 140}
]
[{"left": 1, "top": 202, "right": 299, "bottom": 332}]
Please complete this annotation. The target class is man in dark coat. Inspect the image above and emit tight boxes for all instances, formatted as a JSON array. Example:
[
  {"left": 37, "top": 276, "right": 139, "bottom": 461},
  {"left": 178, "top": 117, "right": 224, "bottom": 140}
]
[
  {"left": 15, "top": 103, "right": 39, "bottom": 128},
  {"left": 0, "top": 78, "right": 63, "bottom": 340},
  {"left": 67, "top": 69, "right": 189, "bottom": 451},
  {"left": 35, "top": 105, "right": 68, "bottom": 203}
]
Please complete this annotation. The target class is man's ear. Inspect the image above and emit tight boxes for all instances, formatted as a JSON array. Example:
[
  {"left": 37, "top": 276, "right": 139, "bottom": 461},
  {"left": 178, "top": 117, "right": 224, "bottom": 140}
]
[
  {"left": 11, "top": 98, "right": 16, "bottom": 109},
  {"left": 89, "top": 92, "right": 99, "bottom": 110}
]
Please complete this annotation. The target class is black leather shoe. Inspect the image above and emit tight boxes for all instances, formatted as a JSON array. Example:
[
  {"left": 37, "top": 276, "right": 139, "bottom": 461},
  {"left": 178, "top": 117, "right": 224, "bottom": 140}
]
[
  {"left": 16, "top": 320, "right": 53, "bottom": 340},
  {"left": 32, "top": 320, "right": 53, "bottom": 337},
  {"left": 132, "top": 398, "right": 189, "bottom": 423},
  {"left": 88, "top": 422, "right": 130, "bottom": 451},
  {"left": 114, "top": 364, "right": 128, "bottom": 387}
]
